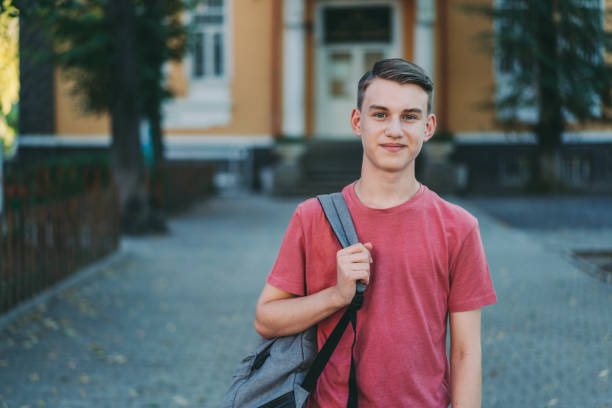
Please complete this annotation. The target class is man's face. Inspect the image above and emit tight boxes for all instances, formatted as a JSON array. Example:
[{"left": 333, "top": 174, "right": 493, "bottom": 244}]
[{"left": 350, "top": 78, "right": 436, "bottom": 175}]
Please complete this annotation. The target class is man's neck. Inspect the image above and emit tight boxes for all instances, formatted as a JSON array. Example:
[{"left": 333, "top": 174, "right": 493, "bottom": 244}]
[{"left": 354, "top": 165, "right": 421, "bottom": 209}]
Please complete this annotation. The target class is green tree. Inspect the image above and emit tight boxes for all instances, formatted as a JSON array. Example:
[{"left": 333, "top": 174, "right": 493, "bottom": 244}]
[
  {"left": 0, "top": 0, "right": 19, "bottom": 157},
  {"left": 468, "top": 0, "right": 612, "bottom": 191},
  {"left": 14, "top": 0, "right": 187, "bottom": 233}
]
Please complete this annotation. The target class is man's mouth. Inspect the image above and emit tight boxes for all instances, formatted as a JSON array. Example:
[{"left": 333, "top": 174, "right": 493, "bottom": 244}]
[{"left": 380, "top": 144, "right": 406, "bottom": 152}]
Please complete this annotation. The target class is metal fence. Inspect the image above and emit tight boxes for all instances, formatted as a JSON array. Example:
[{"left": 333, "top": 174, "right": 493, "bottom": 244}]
[{"left": 0, "top": 188, "right": 119, "bottom": 314}]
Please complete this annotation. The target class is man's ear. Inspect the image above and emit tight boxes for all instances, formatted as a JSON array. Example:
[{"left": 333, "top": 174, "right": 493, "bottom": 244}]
[
  {"left": 424, "top": 113, "right": 436, "bottom": 142},
  {"left": 350, "top": 108, "right": 362, "bottom": 137}
]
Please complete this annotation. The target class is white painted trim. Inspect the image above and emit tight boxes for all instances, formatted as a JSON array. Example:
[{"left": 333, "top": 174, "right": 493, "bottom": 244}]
[
  {"left": 164, "top": 134, "right": 274, "bottom": 147},
  {"left": 282, "top": 0, "right": 306, "bottom": 138},
  {"left": 17, "top": 134, "right": 273, "bottom": 147},
  {"left": 17, "top": 133, "right": 274, "bottom": 161},
  {"left": 17, "top": 134, "right": 111, "bottom": 147},
  {"left": 414, "top": 0, "right": 436, "bottom": 84},
  {"left": 455, "top": 131, "right": 612, "bottom": 144}
]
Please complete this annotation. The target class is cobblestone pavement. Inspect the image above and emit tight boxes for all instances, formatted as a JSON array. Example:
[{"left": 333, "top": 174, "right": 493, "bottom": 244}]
[{"left": 0, "top": 192, "right": 611, "bottom": 408}]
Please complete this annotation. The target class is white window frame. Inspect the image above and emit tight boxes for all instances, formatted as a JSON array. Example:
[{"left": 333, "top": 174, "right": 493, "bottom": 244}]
[{"left": 162, "top": 0, "right": 233, "bottom": 130}]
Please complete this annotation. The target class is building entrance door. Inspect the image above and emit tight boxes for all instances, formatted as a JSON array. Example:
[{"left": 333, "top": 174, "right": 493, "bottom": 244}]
[{"left": 315, "top": 1, "right": 401, "bottom": 138}]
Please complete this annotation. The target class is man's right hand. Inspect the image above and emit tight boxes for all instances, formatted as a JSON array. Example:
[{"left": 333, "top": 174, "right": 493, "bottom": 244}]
[{"left": 334, "top": 242, "right": 374, "bottom": 306}]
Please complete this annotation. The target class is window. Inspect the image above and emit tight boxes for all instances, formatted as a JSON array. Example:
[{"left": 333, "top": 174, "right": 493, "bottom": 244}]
[
  {"left": 162, "top": 0, "right": 232, "bottom": 129},
  {"left": 191, "top": 0, "right": 226, "bottom": 80}
]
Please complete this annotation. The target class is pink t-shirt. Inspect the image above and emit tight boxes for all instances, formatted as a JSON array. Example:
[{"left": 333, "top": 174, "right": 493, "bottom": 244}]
[{"left": 267, "top": 182, "right": 497, "bottom": 407}]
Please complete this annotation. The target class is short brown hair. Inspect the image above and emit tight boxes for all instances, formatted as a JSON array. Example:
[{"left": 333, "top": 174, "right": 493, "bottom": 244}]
[{"left": 357, "top": 58, "right": 434, "bottom": 113}]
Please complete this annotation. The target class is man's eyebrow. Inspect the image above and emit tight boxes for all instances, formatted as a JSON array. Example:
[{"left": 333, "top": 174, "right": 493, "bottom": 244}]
[
  {"left": 367, "top": 105, "right": 424, "bottom": 115},
  {"left": 367, "top": 104, "right": 389, "bottom": 111}
]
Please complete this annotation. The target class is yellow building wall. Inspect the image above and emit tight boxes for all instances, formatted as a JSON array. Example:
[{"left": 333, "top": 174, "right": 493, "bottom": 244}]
[
  {"left": 445, "top": 0, "right": 496, "bottom": 133},
  {"left": 54, "top": 69, "right": 110, "bottom": 135}
]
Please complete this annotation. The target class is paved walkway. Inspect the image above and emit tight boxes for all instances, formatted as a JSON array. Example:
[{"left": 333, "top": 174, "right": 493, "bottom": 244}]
[{"left": 0, "top": 193, "right": 611, "bottom": 407}]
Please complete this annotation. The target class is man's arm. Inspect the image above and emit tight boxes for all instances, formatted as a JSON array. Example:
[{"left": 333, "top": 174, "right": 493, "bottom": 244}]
[
  {"left": 449, "top": 308, "right": 482, "bottom": 408},
  {"left": 254, "top": 242, "right": 373, "bottom": 339}
]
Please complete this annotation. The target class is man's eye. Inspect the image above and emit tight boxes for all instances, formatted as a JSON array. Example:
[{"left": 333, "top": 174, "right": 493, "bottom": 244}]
[
  {"left": 374, "top": 112, "right": 386, "bottom": 118},
  {"left": 402, "top": 114, "right": 416, "bottom": 120}
]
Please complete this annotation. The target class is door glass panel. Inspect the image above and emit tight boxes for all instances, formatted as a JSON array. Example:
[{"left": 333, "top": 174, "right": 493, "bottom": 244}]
[
  {"left": 364, "top": 51, "right": 384, "bottom": 72},
  {"left": 324, "top": 6, "right": 392, "bottom": 44},
  {"left": 328, "top": 52, "right": 352, "bottom": 98}
]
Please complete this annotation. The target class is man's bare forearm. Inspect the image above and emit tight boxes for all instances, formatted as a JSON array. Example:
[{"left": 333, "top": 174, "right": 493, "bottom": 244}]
[
  {"left": 450, "top": 346, "right": 482, "bottom": 408},
  {"left": 254, "top": 286, "right": 346, "bottom": 339}
]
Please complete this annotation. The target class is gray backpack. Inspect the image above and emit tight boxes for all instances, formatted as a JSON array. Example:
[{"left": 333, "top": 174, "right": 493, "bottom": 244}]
[{"left": 221, "top": 192, "right": 366, "bottom": 408}]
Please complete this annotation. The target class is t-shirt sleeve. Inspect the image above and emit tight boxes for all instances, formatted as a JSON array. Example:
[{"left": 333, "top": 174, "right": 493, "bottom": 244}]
[
  {"left": 266, "top": 206, "right": 307, "bottom": 296},
  {"left": 448, "top": 221, "right": 497, "bottom": 312}
]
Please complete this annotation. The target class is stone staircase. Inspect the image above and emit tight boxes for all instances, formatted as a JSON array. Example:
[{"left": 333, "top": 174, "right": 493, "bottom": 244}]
[
  {"left": 273, "top": 140, "right": 363, "bottom": 196},
  {"left": 272, "top": 139, "right": 464, "bottom": 196}
]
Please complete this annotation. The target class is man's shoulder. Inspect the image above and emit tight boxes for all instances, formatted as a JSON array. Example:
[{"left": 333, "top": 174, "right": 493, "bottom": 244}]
[
  {"left": 294, "top": 196, "right": 325, "bottom": 221},
  {"left": 423, "top": 186, "right": 479, "bottom": 231}
]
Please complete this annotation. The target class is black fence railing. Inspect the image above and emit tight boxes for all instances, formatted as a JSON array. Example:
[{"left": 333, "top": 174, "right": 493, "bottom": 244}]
[{"left": 1, "top": 188, "right": 120, "bottom": 313}]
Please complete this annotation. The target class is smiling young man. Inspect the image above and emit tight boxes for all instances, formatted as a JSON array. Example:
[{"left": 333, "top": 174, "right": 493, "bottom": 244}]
[{"left": 254, "top": 58, "right": 497, "bottom": 407}]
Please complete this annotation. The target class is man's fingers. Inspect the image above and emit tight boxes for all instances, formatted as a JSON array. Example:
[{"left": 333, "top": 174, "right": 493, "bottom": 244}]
[
  {"left": 342, "top": 243, "right": 370, "bottom": 254},
  {"left": 340, "top": 252, "right": 371, "bottom": 264}
]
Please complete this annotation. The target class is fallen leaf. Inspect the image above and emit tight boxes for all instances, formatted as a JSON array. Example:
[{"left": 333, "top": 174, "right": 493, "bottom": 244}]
[
  {"left": 29, "top": 373, "right": 40, "bottom": 382},
  {"left": 547, "top": 399, "right": 559, "bottom": 406},
  {"left": 128, "top": 388, "right": 139, "bottom": 397},
  {"left": 64, "top": 328, "right": 77, "bottom": 337},
  {"left": 90, "top": 344, "right": 106, "bottom": 359},
  {"left": 107, "top": 353, "right": 127, "bottom": 364},
  {"left": 173, "top": 395, "right": 189, "bottom": 406},
  {"left": 599, "top": 369, "right": 609, "bottom": 379},
  {"left": 78, "top": 374, "right": 90, "bottom": 384},
  {"left": 42, "top": 319, "right": 59, "bottom": 330}
]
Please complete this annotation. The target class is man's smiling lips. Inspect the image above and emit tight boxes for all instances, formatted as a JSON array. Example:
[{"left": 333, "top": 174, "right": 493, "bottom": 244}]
[{"left": 380, "top": 143, "right": 406, "bottom": 152}]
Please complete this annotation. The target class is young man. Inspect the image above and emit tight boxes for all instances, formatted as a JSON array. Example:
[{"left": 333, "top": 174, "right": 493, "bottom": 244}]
[{"left": 254, "top": 58, "right": 497, "bottom": 407}]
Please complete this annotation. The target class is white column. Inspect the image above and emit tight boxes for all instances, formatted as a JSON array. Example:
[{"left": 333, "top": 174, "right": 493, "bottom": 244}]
[
  {"left": 282, "top": 0, "right": 305, "bottom": 138},
  {"left": 414, "top": 0, "right": 435, "bottom": 84}
]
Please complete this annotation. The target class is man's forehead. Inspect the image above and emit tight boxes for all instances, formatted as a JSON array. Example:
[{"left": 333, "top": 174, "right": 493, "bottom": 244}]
[{"left": 362, "top": 78, "right": 428, "bottom": 110}]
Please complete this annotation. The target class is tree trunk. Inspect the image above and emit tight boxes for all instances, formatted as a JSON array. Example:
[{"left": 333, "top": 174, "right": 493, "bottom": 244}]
[
  {"left": 106, "top": 0, "right": 151, "bottom": 234},
  {"left": 144, "top": 0, "right": 168, "bottom": 232},
  {"left": 533, "top": 1, "right": 564, "bottom": 192}
]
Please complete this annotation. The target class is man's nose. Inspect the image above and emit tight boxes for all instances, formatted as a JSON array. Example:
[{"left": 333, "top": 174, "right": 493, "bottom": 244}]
[{"left": 385, "top": 117, "right": 402, "bottom": 138}]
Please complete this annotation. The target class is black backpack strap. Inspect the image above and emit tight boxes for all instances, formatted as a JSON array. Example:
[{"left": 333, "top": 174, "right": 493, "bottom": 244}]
[{"left": 301, "top": 193, "right": 364, "bottom": 407}]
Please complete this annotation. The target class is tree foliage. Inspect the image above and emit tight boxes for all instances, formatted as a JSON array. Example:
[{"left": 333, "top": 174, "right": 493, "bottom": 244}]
[
  {"left": 12, "top": 0, "right": 187, "bottom": 232},
  {"left": 15, "top": 0, "right": 186, "bottom": 119},
  {"left": 467, "top": 0, "right": 612, "bottom": 190},
  {"left": 471, "top": 1, "right": 612, "bottom": 139},
  {"left": 0, "top": 0, "right": 19, "bottom": 156}
]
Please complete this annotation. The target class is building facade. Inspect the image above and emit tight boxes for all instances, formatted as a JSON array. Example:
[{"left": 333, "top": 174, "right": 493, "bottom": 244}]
[{"left": 18, "top": 0, "right": 612, "bottom": 192}]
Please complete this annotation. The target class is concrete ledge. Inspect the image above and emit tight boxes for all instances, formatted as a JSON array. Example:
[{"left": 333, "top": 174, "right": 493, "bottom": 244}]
[{"left": 0, "top": 246, "right": 128, "bottom": 333}]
